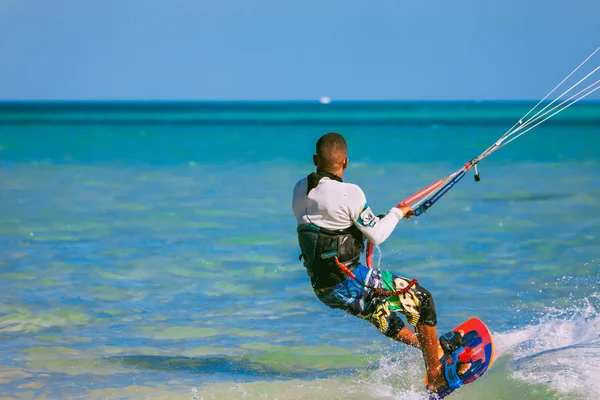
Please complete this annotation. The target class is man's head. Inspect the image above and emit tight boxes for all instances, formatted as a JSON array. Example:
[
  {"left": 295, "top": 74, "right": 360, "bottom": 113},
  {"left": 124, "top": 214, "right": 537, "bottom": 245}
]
[{"left": 313, "top": 132, "right": 348, "bottom": 177}]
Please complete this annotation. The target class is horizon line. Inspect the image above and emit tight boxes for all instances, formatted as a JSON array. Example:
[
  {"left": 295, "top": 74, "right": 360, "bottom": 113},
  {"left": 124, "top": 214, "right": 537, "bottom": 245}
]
[{"left": 1, "top": 99, "right": 599, "bottom": 104}]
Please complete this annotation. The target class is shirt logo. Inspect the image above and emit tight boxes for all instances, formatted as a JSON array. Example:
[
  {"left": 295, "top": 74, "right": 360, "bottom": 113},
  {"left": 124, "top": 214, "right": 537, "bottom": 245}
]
[{"left": 357, "top": 204, "right": 377, "bottom": 227}]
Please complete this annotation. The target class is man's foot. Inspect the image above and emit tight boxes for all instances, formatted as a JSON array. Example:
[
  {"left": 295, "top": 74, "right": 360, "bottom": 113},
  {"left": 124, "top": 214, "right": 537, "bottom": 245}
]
[
  {"left": 425, "top": 366, "right": 449, "bottom": 394},
  {"left": 457, "top": 362, "right": 471, "bottom": 376},
  {"left": 439, "top": 330, "right": 464, "bottom": 354},
  {"left": 439, "top": 330, "right": 471, "bottom": 377}
]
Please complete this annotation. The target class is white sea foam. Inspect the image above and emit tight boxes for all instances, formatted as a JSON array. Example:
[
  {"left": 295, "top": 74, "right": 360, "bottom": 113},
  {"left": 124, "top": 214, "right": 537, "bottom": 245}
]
[{"left": 495, "top": 295, "right": 600, "bottom": 399}]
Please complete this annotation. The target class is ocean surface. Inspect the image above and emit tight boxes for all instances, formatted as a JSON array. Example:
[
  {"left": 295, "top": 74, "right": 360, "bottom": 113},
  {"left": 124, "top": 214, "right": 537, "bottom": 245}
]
[{"left": 0, "top": 101, "right": 599, "bottom": 400}]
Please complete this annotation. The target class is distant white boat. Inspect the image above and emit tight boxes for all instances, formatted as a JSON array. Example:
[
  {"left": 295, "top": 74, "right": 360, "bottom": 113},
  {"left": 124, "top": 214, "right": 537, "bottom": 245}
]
[{"left": 319, "top": 96, "right": 331, "bottom": 104}]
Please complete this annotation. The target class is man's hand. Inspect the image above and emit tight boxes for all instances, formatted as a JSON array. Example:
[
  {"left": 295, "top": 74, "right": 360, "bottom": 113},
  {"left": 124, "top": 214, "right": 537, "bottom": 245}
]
[{"left": 396, "top": 203, "right": 415, "bottom": 219}]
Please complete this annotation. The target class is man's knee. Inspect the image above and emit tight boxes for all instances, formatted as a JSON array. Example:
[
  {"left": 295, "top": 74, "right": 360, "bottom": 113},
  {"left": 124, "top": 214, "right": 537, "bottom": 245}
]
[
  {"left": 416, "top": 285, "right": 437, "bottom": 326},
  {"left": 383, "top": 313, "right": 406, "bottom": 337}
]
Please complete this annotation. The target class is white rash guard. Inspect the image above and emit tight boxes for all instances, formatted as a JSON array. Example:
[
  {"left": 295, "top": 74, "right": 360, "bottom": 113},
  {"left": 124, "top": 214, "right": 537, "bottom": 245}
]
[{"left": 292, "top": 175, "right": 406, "bottom": 246}]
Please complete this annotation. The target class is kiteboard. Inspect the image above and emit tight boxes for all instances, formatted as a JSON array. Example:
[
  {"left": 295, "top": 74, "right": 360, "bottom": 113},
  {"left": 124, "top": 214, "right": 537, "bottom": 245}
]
[{"left": 426, "top": 317, "right": 494, "bottom": 399}]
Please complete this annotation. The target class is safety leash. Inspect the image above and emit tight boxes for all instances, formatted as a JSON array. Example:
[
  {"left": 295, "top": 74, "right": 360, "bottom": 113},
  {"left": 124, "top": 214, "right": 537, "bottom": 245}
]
[{"left": 334, "top": 256, "right": 418, "bottom": 297}]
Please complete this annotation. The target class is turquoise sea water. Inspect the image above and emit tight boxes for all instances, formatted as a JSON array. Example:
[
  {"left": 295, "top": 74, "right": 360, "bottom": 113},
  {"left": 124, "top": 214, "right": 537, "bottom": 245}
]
[{"left": 0, "top": 101, "right": 599, "bottom": 399}]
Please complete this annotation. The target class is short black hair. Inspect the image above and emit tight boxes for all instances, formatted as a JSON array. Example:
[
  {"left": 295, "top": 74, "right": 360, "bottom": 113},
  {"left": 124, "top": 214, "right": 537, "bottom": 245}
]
[{"left": 316, "top": 132, "right": 347, "bottom": 157}]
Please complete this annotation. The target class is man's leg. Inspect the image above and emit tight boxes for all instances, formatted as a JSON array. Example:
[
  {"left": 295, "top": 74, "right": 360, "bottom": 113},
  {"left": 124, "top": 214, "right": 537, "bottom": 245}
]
[
  {"left": 379, "top": 272, "right": 447, "bottom": 391},
  {"left": 394, "top": 325, "right": 420, "bottom": 348},
  {"left": 416, "top": 323, "right": 445, "bottom": 391},
  {"left": 371, "top": 308, "right": 444, "bottom": 389},
  {"left": 314, "top": 266, "right": 446, "bottom": 391}
]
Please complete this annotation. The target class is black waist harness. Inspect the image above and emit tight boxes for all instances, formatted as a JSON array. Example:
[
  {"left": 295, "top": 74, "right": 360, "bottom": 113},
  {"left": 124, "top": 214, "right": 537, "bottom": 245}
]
[{"left": 297, "top": 223, "right": 364, "bottom": 289}]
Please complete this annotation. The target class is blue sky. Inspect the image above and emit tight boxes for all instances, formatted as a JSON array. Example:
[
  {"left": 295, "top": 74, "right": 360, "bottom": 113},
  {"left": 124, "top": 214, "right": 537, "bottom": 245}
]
[{"left": 0, "top": 0, "right": 598, "bottom": 100}]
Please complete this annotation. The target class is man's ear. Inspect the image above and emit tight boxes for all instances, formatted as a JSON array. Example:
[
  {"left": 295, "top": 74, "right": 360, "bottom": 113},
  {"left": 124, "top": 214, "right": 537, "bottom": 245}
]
[
  {"left": 343, "top": 157, "right": 348, "bottom": 169},
  {"left": 313, "top": 154, "right": 318, "bottom": 167}
]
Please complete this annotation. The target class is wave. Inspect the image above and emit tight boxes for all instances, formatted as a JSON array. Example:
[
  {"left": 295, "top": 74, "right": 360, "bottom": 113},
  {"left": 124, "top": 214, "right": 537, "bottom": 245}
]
[
  {"left": 495, "top": 295, "right": 600, "bottom": 399},
  {"left": 344, "top": 295, "right": 600, "bottom": 400}
]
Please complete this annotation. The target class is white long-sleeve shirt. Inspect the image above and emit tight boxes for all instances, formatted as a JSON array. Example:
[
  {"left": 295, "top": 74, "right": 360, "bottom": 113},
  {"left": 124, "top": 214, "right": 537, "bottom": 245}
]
[{"left": 292, "top": 175, "right": 405, "bottom": 246}]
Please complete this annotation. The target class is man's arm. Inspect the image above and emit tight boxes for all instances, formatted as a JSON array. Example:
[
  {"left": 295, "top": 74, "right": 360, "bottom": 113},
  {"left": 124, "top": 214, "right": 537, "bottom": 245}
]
[{"left": 347, "top": 185, "right": 411, "bottom": 246}]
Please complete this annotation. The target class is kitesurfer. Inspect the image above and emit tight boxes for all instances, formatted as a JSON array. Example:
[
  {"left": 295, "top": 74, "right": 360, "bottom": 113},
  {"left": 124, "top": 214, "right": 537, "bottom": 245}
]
[{"left": 292, "top": 132, "right": 446, "bottom": 393}]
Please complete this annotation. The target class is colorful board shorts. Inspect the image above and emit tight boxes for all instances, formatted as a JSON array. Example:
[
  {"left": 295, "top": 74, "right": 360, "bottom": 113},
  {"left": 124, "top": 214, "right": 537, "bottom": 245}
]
[{"left": 314, "top": 263, "right": 437, "bottom": 338}]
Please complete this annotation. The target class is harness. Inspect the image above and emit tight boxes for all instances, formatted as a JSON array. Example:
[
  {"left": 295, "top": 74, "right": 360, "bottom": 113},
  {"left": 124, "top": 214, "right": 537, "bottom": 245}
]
[
  {"left": 297, "top": 171, "right": 365, "bottom": 289},
  {"left": 297, "top": 223, "right": 364, "bottom": 288}
]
